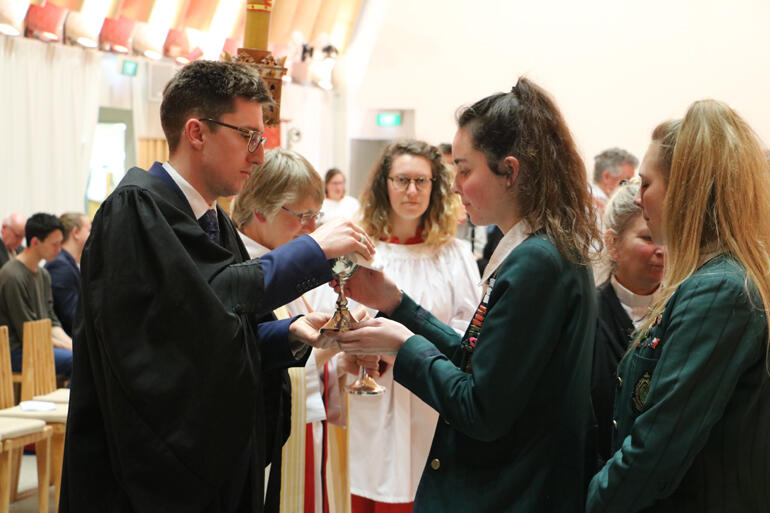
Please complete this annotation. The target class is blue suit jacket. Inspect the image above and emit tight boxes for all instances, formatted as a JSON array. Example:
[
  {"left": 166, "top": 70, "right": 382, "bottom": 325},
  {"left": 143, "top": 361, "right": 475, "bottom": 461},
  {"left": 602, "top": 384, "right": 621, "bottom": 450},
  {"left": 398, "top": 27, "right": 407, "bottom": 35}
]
[{"left": 45, "top": 248, "right": 81, "bottom": 336}]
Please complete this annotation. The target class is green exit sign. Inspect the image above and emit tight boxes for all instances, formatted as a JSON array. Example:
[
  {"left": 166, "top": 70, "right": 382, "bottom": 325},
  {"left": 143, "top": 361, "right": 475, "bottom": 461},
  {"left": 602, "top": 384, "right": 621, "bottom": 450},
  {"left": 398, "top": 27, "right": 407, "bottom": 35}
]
[
  {"left": 376, "top": 112, "right": 402, "bottom": 127},
  {"left": 121, "top": 60, "right": 138, "bottom": 76}
]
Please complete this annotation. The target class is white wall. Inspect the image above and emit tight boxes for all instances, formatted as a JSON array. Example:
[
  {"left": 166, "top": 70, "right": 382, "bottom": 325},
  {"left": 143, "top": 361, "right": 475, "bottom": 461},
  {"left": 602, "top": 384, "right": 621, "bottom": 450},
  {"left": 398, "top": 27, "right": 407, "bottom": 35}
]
[{"left": 347, "top": 0, "right": 770, "bottom": 168}]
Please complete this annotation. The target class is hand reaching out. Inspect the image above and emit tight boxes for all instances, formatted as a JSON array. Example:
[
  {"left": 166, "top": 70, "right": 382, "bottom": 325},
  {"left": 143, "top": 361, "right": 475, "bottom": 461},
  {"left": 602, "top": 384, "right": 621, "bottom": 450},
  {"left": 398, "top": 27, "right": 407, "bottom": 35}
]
[
  {"left": 335, "top": 318, "right": 414, "bottom": 356},
  {"left": 289, "top": 312, "right": 336, "bottom": 349},
  {"left": 333, "top": 267, "right": 403, "bottom": 315},
  {"left": 310, "top": 217, "right": 375, "bottom": 261}
]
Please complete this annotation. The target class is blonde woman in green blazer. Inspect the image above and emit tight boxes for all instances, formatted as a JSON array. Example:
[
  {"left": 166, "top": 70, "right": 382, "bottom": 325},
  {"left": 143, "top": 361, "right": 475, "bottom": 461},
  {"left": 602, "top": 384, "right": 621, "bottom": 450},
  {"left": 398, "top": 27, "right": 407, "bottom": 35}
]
[
  {"left": 335, "top": 78, "right": 601, "bottom": 512},
  {"left": 587, "top": 101, "right": 770, "bottom": 512}
]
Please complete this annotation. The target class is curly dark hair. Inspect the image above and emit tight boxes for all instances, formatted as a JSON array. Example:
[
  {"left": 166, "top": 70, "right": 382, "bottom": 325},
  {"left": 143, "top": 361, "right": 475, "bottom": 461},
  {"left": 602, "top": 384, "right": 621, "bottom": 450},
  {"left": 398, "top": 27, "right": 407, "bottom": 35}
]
[
  {"left": 457, "top": 77, "right": 600, "bottom": 264},
  {"left": 160, "top": 60, "right": 272, "bottom": 152}
]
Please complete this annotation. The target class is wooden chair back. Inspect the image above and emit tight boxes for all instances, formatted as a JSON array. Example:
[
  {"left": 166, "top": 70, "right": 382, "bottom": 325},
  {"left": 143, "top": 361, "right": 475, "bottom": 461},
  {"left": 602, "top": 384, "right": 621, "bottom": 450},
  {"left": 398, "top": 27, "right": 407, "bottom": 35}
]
[
  {"left": 20, "top": 320, "right": 55, "bottom": 402},
  {"left": 0, "top": 326, "right": 14, "bottom": 410}
]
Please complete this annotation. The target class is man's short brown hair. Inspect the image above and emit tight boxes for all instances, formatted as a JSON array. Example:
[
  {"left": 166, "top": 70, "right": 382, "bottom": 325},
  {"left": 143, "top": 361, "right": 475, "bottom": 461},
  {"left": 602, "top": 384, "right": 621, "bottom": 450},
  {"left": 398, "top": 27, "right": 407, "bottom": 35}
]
[{"left": 160, "top": 60, "right": 272, "bottom": 152}]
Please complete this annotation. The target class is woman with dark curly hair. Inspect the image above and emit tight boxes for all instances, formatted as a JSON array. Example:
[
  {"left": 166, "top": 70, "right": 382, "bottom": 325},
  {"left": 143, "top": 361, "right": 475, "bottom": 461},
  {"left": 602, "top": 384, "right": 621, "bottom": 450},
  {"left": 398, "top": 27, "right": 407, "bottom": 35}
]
[
  {"left": 337, "top": 139, "right": 480, "bottom": 513},
  {"left": 335, "top": 78, "right": 601, "bottom": 512}
]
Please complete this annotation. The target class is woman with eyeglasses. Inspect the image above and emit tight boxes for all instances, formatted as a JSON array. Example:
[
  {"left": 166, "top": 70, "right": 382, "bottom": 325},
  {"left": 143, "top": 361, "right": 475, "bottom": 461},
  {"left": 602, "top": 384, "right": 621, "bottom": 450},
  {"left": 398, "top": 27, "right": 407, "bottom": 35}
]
[
  {"left": 586, "top": 101, "right": 770, "bottom": 512},
  {"left": 231, "top": 147, "right": 341, "bottom": 513},
  {"left": 339, "top": 139, "right": 481, "bottom": 513},
  {"left": 334, "top": 79, "right": 600, "bottom": 512}
]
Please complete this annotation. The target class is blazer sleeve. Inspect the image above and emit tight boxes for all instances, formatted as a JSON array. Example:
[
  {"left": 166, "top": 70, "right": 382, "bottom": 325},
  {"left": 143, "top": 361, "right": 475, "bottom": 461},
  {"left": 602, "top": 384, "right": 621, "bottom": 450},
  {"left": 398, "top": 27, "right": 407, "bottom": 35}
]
[
  {"left": 393, "top": 241, "right": 572, "bottom": 441},
  {"left": 45, "top": 257, "right": 80, "bottom": 331},
  {"left": 586, "top": 272, "right": 766, "bottom": 513}
]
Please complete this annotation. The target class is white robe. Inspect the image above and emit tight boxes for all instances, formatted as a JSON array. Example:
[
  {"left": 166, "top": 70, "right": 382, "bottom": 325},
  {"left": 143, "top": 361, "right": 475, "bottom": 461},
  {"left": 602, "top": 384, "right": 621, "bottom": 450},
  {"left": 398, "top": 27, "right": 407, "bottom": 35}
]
[{"left": 319, "top": 196, "right": 361, "bottom": 224}]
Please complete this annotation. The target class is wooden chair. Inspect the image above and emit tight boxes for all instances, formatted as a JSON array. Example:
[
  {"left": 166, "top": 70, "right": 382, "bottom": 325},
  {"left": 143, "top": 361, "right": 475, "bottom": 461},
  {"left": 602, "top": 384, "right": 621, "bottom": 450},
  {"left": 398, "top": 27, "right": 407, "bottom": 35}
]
[
  {"left": 0, "top": 319, "right": 67, "bottom": 508},
  {"left": 20, "top": 319, "right": 57, "bottom": 401},
  {"left": 0, "top": 325, "right": 52, "bottom": 513}
]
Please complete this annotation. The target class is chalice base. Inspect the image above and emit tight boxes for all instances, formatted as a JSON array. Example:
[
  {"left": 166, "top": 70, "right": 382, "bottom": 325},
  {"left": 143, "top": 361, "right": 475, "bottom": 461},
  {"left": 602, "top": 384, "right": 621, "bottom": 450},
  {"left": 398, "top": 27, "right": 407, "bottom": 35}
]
[
  {"left": 348, "top": 373, "right": 385, "bottom": 396},
  {"left": 320, "top": 307, "right": 357, "bottom": 333}
]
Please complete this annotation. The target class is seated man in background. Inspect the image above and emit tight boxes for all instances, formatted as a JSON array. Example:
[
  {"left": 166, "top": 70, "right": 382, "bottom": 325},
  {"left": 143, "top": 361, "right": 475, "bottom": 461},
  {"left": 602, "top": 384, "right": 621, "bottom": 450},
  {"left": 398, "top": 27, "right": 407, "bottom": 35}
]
[
  {"left": 0, "top": 212, "right": 73, "bottom": 378},
  {"left": 44, "top": 212, "right": 91, "bottom": 336},
  {"left": 0, "top": 212, "right": 27, "bottom": 267}
]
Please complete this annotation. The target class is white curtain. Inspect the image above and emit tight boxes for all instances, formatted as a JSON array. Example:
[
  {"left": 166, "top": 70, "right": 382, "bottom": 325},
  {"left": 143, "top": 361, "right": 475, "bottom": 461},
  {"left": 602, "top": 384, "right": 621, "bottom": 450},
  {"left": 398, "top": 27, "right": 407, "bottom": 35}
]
[{"left": 0, "top": 34, "right": 101, "bottom": 217}]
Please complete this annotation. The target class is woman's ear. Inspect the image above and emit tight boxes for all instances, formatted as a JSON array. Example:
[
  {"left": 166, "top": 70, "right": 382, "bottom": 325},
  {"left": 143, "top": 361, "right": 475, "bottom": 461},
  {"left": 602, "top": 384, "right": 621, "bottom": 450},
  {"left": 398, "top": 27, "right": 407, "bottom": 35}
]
[
  {"left": 604, "top": 229, "right": 619, "bottom": 261},
  {"left": 254, "top": 212, "right": 267, "bottom": 223},
  {"left": 502, "top": 156, "right": 520, "bottom": 187}
]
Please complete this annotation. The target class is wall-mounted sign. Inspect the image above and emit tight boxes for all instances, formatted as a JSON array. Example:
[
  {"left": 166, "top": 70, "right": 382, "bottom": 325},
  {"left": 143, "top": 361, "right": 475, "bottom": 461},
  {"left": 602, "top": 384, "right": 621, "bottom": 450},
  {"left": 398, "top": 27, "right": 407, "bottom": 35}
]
[
  {"left": 121, "top": 60, "right": 138, "bottom": 77},
  {"left": 376, "top": 112, "right": 402, "bottom": 127}
]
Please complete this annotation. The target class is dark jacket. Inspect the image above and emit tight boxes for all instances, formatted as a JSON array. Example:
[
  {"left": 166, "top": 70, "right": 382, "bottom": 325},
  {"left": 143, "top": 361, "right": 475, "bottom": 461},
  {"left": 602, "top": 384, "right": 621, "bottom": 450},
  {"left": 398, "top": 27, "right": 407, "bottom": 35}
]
[
  {"left": 591, "top": 279, "right": 635, "bottom": 466},
  {"left": 60, "top": 163, "right": 330, "bottom": 513},
  {"left": 45, "top": 248, "right": 81, "bottom": 336},
  {"left": 392, "top": 233, "right": 596, "bottom": 512}
]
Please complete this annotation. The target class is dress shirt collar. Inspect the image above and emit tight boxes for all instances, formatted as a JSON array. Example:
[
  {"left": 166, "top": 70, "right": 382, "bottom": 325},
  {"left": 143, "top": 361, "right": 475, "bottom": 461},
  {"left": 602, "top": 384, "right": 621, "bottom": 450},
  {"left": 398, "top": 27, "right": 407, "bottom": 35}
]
[
  {"left": 162, "top": 161, "right": 217, "bottom": 221},
  {"left": 610, "top": 274, "right": 656, "bottom": 326},
  {"left": 238, "top": 231, "right": 270, "bottom": 259},
  {"left": 480, "top": 219, "right": 540, "bottom": 290},
  {"left": 610, "top": 275, "right": 655, "bottom": 310}
]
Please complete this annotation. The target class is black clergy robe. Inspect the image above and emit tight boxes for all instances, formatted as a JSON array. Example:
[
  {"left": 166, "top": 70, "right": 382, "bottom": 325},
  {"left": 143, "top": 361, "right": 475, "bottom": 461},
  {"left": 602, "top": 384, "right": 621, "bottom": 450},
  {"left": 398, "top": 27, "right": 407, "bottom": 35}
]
[
  {"left": 60, "top": 163, "right": 332, "bottom": 513},
  {"left": 591, "top": 279, "right": 635, "bottom": 467}
]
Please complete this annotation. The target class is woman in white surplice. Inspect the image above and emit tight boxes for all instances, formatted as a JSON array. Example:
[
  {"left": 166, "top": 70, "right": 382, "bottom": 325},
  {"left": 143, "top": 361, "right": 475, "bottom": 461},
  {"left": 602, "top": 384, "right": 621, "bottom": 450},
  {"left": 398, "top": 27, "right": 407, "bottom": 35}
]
[
  {"left": 231, "top": 148, "right": 344, "bottom": 513},
  {"left": 341, "top": 140, "right": 481, "bottom": 512}
]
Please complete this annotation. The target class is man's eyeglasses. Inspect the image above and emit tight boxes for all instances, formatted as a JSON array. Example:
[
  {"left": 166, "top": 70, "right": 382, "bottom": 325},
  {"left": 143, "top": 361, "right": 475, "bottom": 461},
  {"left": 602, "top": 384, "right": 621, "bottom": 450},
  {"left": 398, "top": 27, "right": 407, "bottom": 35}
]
[
  {"left": 387, "top": 175, "right": 435, "bottom": 192},
  {"left": 199, "top": 118, "right": 267, "bottom": 153},
  {"left": 280, "top": 206, "right": 322, "bottom": 225}
]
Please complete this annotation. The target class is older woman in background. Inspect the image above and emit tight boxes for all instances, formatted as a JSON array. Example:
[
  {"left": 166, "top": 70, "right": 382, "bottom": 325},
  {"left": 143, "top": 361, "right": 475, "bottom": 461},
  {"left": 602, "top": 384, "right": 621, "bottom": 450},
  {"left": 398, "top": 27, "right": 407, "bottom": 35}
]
[
  {"left": 591, "top": 179, "right": 664, "bottom": 466},
  {"left": 231, "top": 147, "right": 341, "bottom": 513}
]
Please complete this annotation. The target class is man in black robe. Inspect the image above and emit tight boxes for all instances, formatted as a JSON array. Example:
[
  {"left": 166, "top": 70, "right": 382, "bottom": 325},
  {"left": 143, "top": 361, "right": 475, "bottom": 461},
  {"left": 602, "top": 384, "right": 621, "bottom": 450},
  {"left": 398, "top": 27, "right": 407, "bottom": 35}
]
[{"left": 60, "top": 60, "right": 373, "bottom": 513}]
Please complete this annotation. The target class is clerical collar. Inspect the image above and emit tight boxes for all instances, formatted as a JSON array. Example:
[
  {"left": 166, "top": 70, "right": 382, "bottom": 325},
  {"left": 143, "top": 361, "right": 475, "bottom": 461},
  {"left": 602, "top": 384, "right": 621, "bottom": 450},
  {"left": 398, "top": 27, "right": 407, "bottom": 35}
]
[
  {"left": 610, "top": 274, "right": 655, "bottom": 310},
  {"left": 162, "top": 161, "right": 217, "bottom": 221},
  {"left": 480, "top": 219, "right": 539, "bottom": 289}
]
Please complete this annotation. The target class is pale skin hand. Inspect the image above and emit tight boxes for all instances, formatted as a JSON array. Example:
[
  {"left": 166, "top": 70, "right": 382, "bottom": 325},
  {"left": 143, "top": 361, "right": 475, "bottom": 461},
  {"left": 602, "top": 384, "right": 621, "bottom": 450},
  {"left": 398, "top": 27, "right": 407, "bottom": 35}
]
[
  {"left": 335, "top": 318, "right": 414, "bottom": 357},
  {"left": 51, "top": 326, "right": 72, "bottom": 351},
  {"left": 309, "top": 217, "right": 376, "bottom": 261},
  {"left": 333, "top": 268, "right": 403, "bottom": 315},
  {"left": 338, "top": 352, "right": 382, "bottom": 377},
  {"left": 289, "top": 312, "right": 336, "bottom": 349}
]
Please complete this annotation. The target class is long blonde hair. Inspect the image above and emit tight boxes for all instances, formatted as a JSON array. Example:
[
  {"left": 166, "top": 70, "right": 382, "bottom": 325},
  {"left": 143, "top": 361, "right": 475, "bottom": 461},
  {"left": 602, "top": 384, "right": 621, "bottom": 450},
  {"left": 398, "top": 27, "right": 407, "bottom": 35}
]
[{"left": 640, "top": 100, "right": 770, "bottom": 345}]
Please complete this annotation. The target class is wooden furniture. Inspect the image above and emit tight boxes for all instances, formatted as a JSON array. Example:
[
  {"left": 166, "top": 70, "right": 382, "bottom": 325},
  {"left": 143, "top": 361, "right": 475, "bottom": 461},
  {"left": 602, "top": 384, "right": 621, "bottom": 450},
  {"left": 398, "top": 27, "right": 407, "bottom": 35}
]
[
  {"left": 0, "top": 319, "right": 67, "bottom": 508},
  {"left": 0, "top": 325, "right": 53, "bottom": 513},
  {"left": 20, "top": 319, "right": 57, "bottom": 401}
]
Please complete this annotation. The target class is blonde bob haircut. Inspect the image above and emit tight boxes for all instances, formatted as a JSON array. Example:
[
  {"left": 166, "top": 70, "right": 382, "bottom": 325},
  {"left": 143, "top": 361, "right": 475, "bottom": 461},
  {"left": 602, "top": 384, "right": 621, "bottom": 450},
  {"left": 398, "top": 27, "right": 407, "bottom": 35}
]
[
  {"left": 602, "top": 178, "right": 641, "bottom": 273},
  {"left": 640, "top": 100, "right": 770, "bottom": 347},
  {"left": 359, "top": 139, "right": 457, "bottom": 246},
  {"left": 231, "top": 148, "right": 323, "bottom": 230}
]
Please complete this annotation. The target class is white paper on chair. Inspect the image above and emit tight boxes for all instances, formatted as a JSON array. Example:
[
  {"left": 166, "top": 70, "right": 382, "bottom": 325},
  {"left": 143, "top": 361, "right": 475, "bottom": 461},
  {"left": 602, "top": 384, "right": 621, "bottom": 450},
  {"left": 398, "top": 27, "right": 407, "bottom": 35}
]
[{"left": 19, "top": 400, "right": 56, "bottom": 411}]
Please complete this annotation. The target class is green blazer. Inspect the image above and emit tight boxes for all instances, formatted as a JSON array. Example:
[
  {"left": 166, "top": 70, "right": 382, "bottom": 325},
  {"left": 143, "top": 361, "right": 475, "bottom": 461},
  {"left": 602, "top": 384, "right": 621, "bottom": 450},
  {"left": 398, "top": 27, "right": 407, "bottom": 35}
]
[
  {"left": 587, "top": 255, "right": 770, "bottom": 513},
  {"left": 391, "top": 233, "right": 596, "bottom": 512}
]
